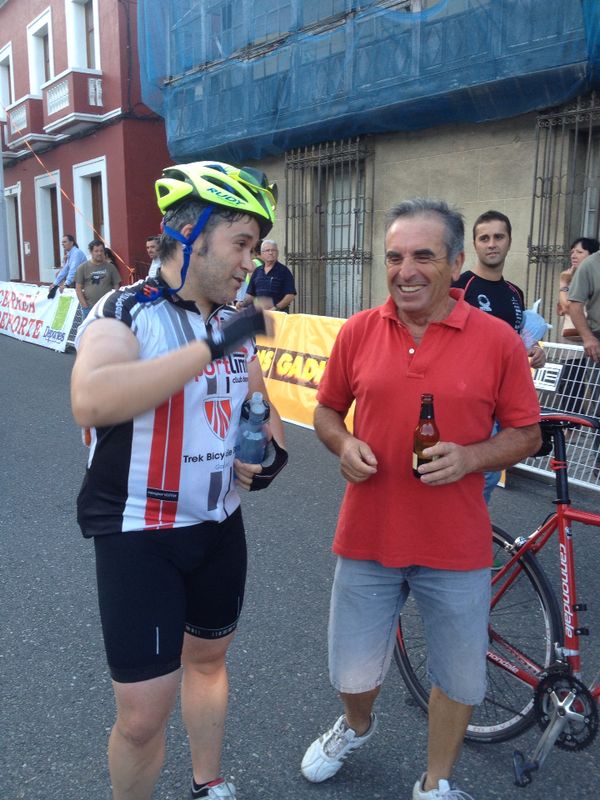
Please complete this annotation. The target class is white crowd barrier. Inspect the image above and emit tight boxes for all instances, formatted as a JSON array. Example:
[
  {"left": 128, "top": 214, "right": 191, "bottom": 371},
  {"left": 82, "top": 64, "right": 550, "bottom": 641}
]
[{"left": 524, "top": 341, "right": 599, "bottom": 491}]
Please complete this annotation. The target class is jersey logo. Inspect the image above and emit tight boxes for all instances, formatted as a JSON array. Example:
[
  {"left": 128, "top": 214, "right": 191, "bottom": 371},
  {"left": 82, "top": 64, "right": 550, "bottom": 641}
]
[
  {"left": 476, "top": 293, "right": 492, "bottom": 312},
  {"left": 204, "top": 398, "right": 232, "bottom": 440}
]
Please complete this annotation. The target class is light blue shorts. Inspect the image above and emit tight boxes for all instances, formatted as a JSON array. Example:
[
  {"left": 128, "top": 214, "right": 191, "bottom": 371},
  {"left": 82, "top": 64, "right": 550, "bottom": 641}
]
[{"left": 328, "top": 557, "right": 490, "bottom": 705}]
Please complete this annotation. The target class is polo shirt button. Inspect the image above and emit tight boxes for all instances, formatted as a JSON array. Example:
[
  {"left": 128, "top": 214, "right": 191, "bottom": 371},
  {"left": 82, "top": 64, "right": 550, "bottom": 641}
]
[{"left": 408, "top": 348, "right": 415, "bottom": 354}]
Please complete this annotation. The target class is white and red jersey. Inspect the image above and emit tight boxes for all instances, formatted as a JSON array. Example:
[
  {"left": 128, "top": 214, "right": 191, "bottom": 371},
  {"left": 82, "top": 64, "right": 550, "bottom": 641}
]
[{"left": 75, "top": 282, "right": 254, "bottom": 536}]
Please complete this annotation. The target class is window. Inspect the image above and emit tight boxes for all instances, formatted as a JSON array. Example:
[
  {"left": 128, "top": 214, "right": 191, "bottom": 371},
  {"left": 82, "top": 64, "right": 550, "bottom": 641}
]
[
  {"left": 205, "top": 0, "right": 243, "bottom": 62},
  {"left": 285, "top": 138, "right": 374, "bottom": 317},
  {"left": 90, "top": 174, "right": 104, "bottom": 238},
  {"left": 84, "top": 1, "right": 96, "bottom": 69},
  {"left": 526, "top": 93, "right": 600, "bottom": 332},
  {"left": 5, "top": 182, "right": 24, "bottom": 281},
  {"left": 581, "top": 135, "right": 600, "bottom": 241},
  {"left": 35, "top": 171, "right": 63, "bottom": 282},
  {"left": 27, "top": 9, "right": 54, "bottom": 94},
  {"left": 66, "top": 0, "right": 100, "bottom": 70},
  {"left": 0, "top": 43, "right": 14, "bottom": 121},
  {"left": 73, "top": 156, "right": 109, "bottom": 246}
]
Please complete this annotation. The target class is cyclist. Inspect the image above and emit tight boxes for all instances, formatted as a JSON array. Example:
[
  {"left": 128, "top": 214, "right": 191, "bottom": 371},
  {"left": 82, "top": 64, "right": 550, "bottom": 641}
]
[
  {"left": 70, "top": 161, "right": 288, "bottom": 800},
  {"left": 301, "top": 199, "right": 541, "bottom": 800}
]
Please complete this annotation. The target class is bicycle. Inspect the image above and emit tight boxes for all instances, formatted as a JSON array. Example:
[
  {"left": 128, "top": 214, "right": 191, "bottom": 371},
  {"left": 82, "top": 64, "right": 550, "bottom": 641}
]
[{"left": 394, "top": 408, "right": 600, "bottom": 787}]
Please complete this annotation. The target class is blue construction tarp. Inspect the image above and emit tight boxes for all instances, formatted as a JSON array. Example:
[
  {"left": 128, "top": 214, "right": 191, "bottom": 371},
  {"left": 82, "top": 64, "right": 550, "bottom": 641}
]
[{"left": 138, "top": 0, "right": 600, "bottom": 162}]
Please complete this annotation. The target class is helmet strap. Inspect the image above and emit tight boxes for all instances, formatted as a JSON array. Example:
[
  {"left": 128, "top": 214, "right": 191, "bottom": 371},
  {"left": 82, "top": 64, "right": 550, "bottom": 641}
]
[
  {"left": 162, "top": 204, "right": 215, "bottom": 295},
  {"left": 136, "top": 205, "right": 215, "bottom": 303}
]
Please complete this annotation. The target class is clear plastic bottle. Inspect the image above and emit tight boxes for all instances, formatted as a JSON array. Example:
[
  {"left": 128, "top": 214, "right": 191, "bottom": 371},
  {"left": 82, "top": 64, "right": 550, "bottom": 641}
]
[{"left": 236, "top": 392, "right": 270, "bottom": 463}]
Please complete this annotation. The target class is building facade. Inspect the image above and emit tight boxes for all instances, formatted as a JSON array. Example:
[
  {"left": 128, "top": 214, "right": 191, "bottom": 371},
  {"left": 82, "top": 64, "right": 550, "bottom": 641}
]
[
  {"left": 138, "top": 0, "right": 600, "bottom": 327},
  {"left": 1, "top": 0, "right": 171, "bottom": 285}
]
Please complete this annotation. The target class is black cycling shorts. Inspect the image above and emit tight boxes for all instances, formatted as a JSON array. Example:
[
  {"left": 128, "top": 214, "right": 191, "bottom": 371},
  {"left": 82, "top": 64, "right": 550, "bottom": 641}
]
[{"left": 93, "top": 507, "right": 247, "bottom": 683}]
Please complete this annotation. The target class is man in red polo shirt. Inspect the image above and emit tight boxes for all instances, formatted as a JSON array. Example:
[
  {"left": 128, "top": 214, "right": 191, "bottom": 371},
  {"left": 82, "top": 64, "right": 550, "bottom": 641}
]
[{"left": 300, "top": 199, "right": 541, "bottom": 800}]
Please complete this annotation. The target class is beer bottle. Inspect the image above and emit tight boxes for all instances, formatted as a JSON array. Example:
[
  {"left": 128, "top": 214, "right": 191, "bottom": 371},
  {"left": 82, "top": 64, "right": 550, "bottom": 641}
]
[{"left": 413, "top": 393, "right": 440, "bottom": 479}]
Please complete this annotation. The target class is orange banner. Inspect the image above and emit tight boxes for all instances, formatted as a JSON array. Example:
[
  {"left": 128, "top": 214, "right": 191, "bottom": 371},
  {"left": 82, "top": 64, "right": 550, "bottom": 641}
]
[{"left": 256, "top": 312, "right": 353, "bottom": 430}]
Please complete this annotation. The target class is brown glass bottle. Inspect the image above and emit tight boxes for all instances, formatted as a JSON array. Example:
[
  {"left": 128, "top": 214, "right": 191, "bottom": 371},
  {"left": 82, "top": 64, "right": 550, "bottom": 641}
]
[{"left": 412, "top": 393, "right": 440, "bottom": 478}]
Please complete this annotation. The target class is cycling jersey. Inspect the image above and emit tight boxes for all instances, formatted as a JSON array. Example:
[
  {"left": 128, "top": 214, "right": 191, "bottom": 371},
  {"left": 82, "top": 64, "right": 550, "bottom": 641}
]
[{"left": 75, "top": 279, "right": 255, "bottom": 536}]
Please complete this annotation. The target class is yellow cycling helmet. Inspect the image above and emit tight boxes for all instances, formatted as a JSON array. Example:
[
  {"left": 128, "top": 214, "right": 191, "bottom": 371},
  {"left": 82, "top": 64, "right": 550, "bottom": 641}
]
[{"left": 155, "top": 161, "right": 277, "bottom": 238}]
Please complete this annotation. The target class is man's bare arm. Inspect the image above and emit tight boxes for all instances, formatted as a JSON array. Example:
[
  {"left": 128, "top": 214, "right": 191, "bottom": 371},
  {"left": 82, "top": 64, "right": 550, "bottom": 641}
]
[
  {"left": 314, "top": 403, "right": 378, "bottom": 483},
  {"left": 71, "top": 318, "right": 215, "bottom": 427},
  {"left": 569, "top": 300, "right": 600, "bottom": 362},
  {"left": 418, "top": 423, "right": 541, "bottom": 486}
]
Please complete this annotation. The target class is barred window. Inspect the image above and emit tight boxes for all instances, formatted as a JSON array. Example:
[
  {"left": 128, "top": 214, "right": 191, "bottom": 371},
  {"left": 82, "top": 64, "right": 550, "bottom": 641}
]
[
  {"left": 527, "top": 92, "right": 600, "bottom": 333},
  {"left": 285, "top": 138, "right": 374, "bottom": 318}
]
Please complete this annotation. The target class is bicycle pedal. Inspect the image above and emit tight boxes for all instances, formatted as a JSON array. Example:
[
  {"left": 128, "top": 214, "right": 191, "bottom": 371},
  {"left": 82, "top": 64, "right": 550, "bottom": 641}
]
[{"left": 512, "top": 749, "right": 538, "bottom": 788}]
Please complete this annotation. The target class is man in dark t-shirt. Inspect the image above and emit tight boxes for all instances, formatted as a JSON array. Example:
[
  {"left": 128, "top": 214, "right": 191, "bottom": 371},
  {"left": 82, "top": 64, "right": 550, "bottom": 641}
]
[
  {"left": 453, "top": 210, "right": 545, "bottom": 361},
  {"left": 453, "top": 210, "right": 545, "bottom": 502}
]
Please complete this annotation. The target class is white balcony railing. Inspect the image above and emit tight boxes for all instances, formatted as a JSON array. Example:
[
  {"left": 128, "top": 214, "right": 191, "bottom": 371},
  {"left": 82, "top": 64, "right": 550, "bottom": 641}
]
[
  {"left": 47, "top": 79, "right": 70, "bottom": 115},
  {"left": 10, "top": 105, "right": 27, "bottom": 134},
  {"left": 88, "top": 77, "right": 103, "bottom": 107}
]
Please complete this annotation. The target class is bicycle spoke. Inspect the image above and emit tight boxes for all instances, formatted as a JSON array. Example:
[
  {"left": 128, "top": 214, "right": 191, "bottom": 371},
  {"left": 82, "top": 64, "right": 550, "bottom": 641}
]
[{"left": 394, "top": 526, "right": 562, "bottom": 743}]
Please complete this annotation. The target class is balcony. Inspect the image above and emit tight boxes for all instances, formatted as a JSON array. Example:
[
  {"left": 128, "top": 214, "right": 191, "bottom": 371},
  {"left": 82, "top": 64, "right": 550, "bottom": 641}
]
[
  {"left": 5, "top": 95, "right": 56, "bottom": 151},
  {"left": 43, "top": 68, "right": 106, "bottom": 135},
  {"left": 1, "top": 119, "right": 21, "bottom": 163}
]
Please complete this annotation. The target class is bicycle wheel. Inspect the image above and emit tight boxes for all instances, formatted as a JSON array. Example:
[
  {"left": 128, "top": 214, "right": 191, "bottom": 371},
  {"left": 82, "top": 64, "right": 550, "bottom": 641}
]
[{"left": 394, "top": 525, "right": 563, "bottom": 743}]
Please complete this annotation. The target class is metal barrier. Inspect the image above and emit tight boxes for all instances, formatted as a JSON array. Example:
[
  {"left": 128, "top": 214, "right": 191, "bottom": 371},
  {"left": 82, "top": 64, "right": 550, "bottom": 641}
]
[
  {"left": 66, "top": 305, "right": 83, "bottom": 350},
  {"left": 519, "top": 341, "right": 600, "bottom": 491}
]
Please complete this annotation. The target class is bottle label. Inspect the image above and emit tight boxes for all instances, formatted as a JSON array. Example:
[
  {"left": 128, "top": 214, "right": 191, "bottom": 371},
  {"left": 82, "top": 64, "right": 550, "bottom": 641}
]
[{"left": 412, "top": 452, "right": 438, "bottom": 470}]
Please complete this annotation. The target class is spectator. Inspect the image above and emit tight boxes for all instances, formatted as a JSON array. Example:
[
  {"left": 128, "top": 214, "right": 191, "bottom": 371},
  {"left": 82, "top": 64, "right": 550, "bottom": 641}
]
[
  {"left": 568, "top": 240, "right": 600, "bottom": 476},
  {"left": 557, "top": 237, "right": 600, "bottom": 340},
  {"left": 453, "top": 210, "right": 545, "bottom": 502},
  {"left": 146, "top": 235, "right": 162, "bottom": 278},
  {"left": 241, "top": 239, "right": 296, "bottom": 311},
  {"left": 300, "top": 198, "right": 540, "bottom": 800},
  {"left": 556, "top": 237, "right": 599, "bottom": 415},
  {"left": 75, "top": 240, "right": 122, "bottom": 319},
  {"left": 47, "top": 235, "right": 87, "bottom": 298}
]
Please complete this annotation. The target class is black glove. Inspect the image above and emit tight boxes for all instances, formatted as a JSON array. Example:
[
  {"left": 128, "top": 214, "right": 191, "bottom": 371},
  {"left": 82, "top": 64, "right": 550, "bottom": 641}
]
[
  {"left": 205, "top": 306, "right": 267, "bottom": 360},
  {"left": 249, "top": 437, "right": 288, "bottom": 491},
  {"left": 47, "top": 286, "right": 57, "bottom": 300}
]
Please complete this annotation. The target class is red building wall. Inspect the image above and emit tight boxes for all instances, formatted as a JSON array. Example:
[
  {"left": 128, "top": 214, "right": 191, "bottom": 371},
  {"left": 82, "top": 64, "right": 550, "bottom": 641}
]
[{"left": 1, "top": 0, "right": 172, "bottom": 284}]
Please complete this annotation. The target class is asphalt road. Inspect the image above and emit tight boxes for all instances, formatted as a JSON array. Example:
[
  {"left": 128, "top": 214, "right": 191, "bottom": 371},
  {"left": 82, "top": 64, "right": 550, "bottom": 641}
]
[{"left": 1, "top": 333, "right": 599, "bottom": 800}]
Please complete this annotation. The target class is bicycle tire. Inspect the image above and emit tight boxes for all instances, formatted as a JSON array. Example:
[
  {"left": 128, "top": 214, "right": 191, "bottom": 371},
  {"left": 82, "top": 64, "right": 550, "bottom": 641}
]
[{"left": 394, "top": 524, "right": 563, "bottom": 743}]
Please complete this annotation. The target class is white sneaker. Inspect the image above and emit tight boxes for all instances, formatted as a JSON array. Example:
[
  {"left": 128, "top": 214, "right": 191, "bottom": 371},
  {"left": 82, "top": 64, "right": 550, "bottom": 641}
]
[
  {"left": 191, "top": 778, "right": 236, "bottom": 799},
  {"left": 412, "top": 773, "right": 474, "bottom": 800},
  {"left": 301, "top": 713, "right": 377, "bottom": 783}
]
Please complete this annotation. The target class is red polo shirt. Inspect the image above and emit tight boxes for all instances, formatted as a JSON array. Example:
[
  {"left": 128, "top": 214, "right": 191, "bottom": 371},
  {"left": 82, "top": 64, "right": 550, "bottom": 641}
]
[{"left": 317, "top": 290, "right": 540, "bottom": 570}]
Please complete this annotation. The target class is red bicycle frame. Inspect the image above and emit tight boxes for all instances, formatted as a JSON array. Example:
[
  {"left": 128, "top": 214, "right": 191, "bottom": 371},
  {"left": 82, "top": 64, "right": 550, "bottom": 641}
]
[{"left": 489, "top": 414, "right": 600, "bottom": 701}]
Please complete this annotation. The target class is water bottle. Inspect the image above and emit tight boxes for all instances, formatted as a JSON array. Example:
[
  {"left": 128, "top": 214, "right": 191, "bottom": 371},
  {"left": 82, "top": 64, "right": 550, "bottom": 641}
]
[{"left": 236, "top": 392, "right": 270, "bottom": 463}]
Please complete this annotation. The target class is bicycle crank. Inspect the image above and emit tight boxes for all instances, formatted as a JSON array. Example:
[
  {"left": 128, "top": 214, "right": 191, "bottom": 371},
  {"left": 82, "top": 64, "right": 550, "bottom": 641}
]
[
  {"left": 534, "top": 671, "right": 598, "bottom": 751},
  {"left": 513, "top": 670, "right": 598, "bottom": 787}
]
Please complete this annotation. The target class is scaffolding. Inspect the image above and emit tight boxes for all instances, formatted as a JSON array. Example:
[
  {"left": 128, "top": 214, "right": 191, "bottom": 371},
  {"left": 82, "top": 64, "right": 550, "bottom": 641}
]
[{"left": 138, "top": 0, "right": 600, "bottom": 162}]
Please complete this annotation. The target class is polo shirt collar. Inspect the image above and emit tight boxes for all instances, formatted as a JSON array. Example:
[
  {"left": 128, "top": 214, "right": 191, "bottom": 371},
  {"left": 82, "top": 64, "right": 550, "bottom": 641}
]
[{"left": 380, "top": 288, "right": 471, "bottom": 330}]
